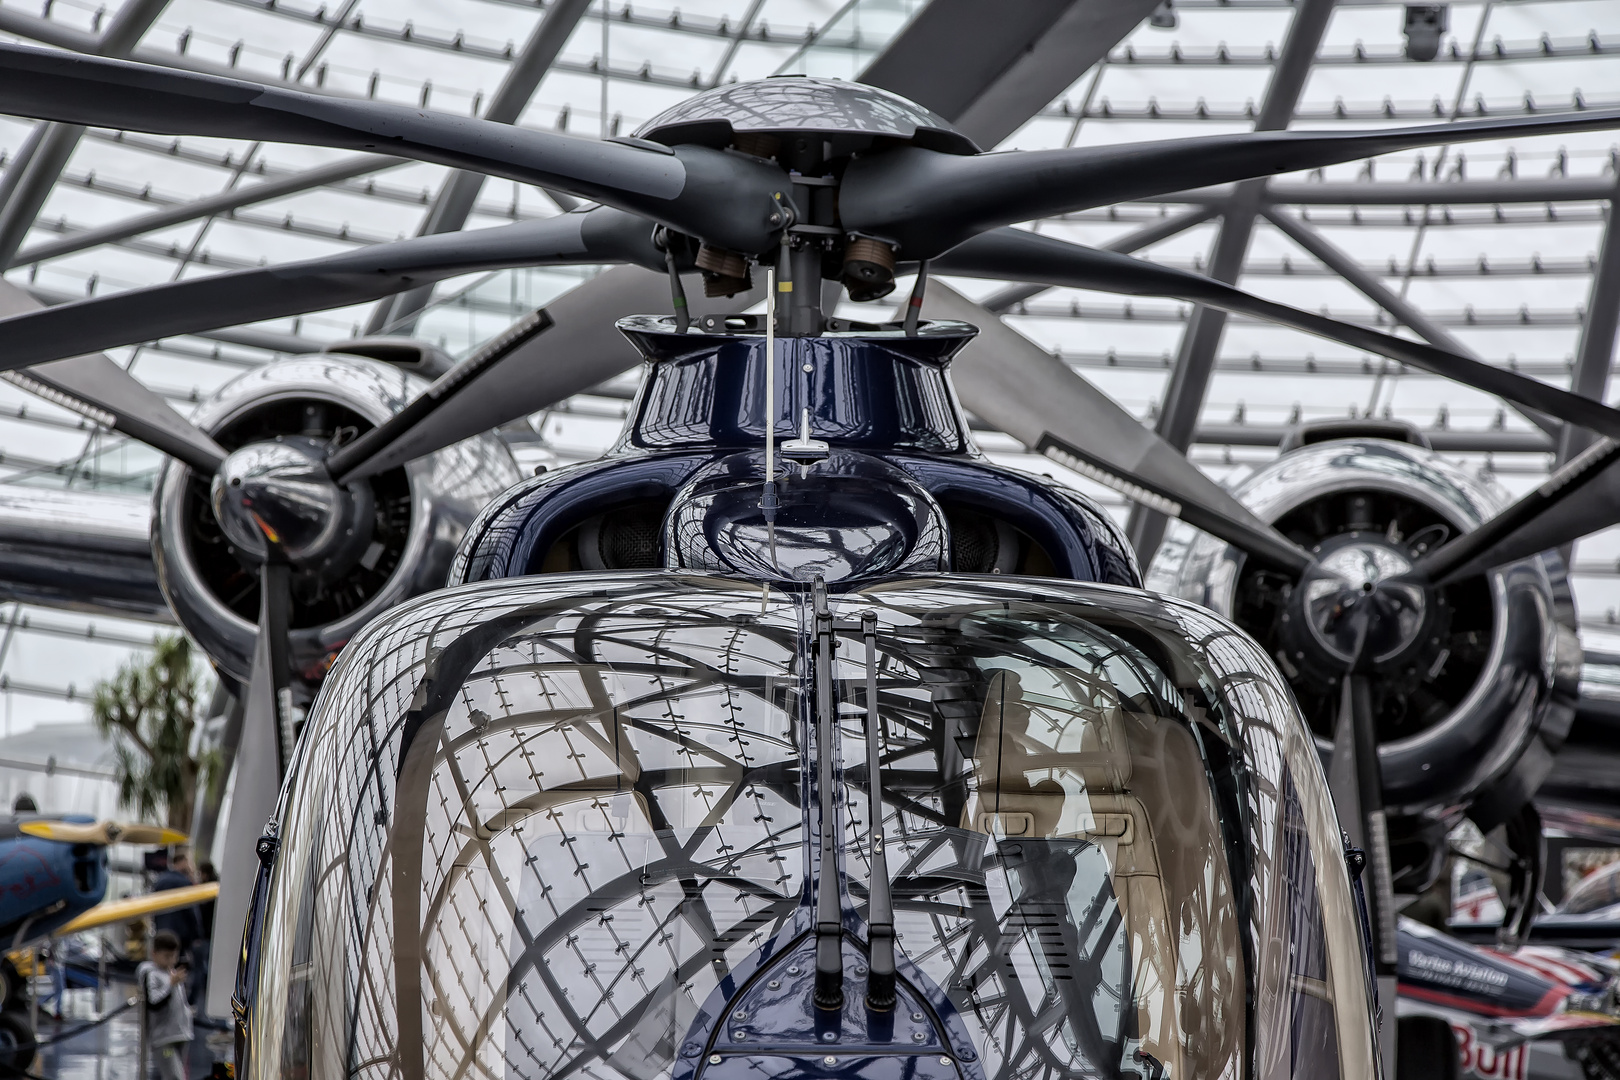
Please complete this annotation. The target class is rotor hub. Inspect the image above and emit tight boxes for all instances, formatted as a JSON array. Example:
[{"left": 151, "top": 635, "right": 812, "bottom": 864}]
[
  {"left": 1286, "top": 532, "right": 1435, "bottom": 669},
  {"left": 211, "top": 435, "right": 374, "bottom": 573}
]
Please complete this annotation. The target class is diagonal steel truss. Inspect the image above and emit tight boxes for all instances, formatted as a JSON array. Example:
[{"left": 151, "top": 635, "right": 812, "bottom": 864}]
[{"left": 0, "top": 0, "right": 1618, "bottom": 717}]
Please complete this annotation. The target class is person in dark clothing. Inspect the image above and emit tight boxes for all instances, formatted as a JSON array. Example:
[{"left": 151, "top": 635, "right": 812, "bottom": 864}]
[
  {"left": 188, "top": 861, "right": 218, "bottom": 1006},
  {"left": 151, "top": 849, "right": 201, "bottom": 957}
]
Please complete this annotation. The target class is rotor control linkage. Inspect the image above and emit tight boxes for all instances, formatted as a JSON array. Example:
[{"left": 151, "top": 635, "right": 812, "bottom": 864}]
[
  {"left": 860, "top": 611, "right": 897, "bottom": 1011},
  {"left": 812, "top": 578, "right": 845, "bottom": 1012},
  {"left": 653, "top": 227, "right": 690, "bottom": 334}
]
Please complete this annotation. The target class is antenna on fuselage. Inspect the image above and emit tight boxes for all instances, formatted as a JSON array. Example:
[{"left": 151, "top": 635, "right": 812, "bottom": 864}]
[{"left": 759, "top": 261, "right": 780, "bottom": 606}]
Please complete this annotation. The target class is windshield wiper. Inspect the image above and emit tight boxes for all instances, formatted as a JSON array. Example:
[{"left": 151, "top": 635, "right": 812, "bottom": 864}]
[
  {"left": 861, "top": 610, "right": 897, "bottom": 1011},
  {"left": 812, "top": 579, "right": 844, "bottom": 1011},
  {"left": 810, "top": 588, "right": 898, "bottom": 1013}
]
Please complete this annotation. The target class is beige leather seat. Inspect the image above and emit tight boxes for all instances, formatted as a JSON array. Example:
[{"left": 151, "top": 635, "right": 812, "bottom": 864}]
[{"left": 963, "top": 670, "right": 1193, "bottom": 1077}]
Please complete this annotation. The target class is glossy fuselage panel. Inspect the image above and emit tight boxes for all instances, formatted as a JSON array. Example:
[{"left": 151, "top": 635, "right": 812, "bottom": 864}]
[
  {"left": 238, "top": 573, "right": 1376, "bottom": 1080},
  {"left": 451, "top": 322, "right": 1140, "bottom": 588},
  {"left": 0, "top": 818, "right": 106, "bottom": 944}
]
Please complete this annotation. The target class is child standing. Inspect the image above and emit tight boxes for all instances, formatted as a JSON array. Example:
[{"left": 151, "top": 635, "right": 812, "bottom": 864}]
[{"left": 137, "top": 930, "right": 194, "bottom": 1080}]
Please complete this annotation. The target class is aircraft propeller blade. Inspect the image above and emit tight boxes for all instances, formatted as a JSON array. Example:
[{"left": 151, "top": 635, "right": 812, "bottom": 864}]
[
  {"left": 926, "top": 281, "right": 1314, "bottom": 576},
  {"left": 325, "top": 307, "right": 556, "bottom": 483},
  {"left": 205, "top": 559, "right": 293, "bottom": 1017},
  {"left": 17, "top": 820, "right": 188, "bottom": 845},
  {"left": 1415, "top": 438, "right": 1620, "bottom": 585},
  {"left": 844, "top": 108, "right": 1620, "bottom": 258},
  {"left": 1336, "top": 665, "right": 1397, "bottom": 972},
  {"left": 934, "top": 228, "right": 1620, "bottom": 441},
  {"left": 53, "top": 882, "right": 220, "bottom": 939},
  {"left": 0, "top": 208, "right": 664, "bottom": 374},
  {"left": 111, "top": 823, "right": 192, "bottom": 845},
  {"left": 0, "top": 42, "right": 782, "bottom": 255},
  {"left": 0, "top": 282, "right": 227, "bottom": 474}
]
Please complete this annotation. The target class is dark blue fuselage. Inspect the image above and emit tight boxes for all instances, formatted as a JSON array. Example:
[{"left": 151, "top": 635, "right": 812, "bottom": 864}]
[
  {"left": 452, "top": 318, "right": 1139, "bottom": 589},
  {"left": 0, "top": 817, "right": 107, "bottom": 947}
]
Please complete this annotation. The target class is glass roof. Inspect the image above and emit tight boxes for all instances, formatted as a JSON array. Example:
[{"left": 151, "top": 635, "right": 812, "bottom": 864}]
[{"left": 0, "top": 0, "right": 1617, "bottom": 744}]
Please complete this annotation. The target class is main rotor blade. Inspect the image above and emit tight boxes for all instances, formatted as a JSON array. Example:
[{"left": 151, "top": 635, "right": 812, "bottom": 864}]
[
  {"left": 0, "top": 208, "right": 661, "bottom": 373},
  {"left": 327, "top": 265, "right": 767, "bottom": 481},
  {"left": 0, "top": 42, "right": 782, "bottom": 254},
  {"left": 1416, "top": 438, "right": 1620, "bottom": 584},
  {"left": 0, "top": 282, "right": 227, "bottom": 473},
  {"left": 926, "top": 280, "right": 1313, "bottom": 576},
  {"left": 844, "top": 107, "right": 1620, "bottom": 258},
  {"left": 935, "top": 229, "right": 1620, "bottom": 440}
]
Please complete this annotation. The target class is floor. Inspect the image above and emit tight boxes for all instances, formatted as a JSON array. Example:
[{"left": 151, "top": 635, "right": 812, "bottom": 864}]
[{"left": 26, "top": 984, "right": 231, "bottom": 1080}]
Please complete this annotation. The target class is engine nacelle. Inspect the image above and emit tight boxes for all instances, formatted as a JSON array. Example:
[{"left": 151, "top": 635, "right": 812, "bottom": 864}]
[
  {"left": 152, "top": 354, "right": 521, "bottom": 686},
  {"left": 1149, "top": 438, "right": 1581, "bottom": 828}
]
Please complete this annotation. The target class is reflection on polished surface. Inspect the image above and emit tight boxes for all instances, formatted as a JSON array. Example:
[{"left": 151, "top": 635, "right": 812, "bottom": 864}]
[
  {"left": 28, "top": 995, "right": 227, "bottom": 1080},
  {"left": 1300, "top": 536, "right": 1427, "bottom": 665},
  {"left": 635, "top": 77, "right": 976, "bottom": 155},
  {"left": 154, "top": 354, "right": 521, "bottom": 685},
  {"left": 616, "top": 317, "right": 974, "bottom": 455},
  {"left": 211, "top": 436, "right": 373, "bottom": 570},
  {"left": 666, "top": 451, "right": 948, "bottom": 583},
  {"left": 1148, "top": 437, "right": 1582, "bottom": 811},
  {"left": 240, "top": 574, "right": 1375, "bottom": 1079}
]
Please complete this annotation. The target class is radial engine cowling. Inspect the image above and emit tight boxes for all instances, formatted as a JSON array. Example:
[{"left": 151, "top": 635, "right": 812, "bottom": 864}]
[
  {"left": 1148, "top": 438, "right": 1581, "bottom": 829},
  {"left": 152, "top": 354, "right": 522, "bottom": 687}
]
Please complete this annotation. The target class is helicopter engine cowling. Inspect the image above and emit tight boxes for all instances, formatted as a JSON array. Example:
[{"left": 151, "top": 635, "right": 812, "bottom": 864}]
[
  {"left": 1148, "top": 438, "right": 1581, "bottom": 871},
  {"left": 152, "top": 353, "right": 522, "bottom": 687}
]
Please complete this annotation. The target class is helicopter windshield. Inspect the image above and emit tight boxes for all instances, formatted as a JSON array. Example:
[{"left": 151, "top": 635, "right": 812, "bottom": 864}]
[{"left": 242, "top": 576, "right": 1373, "bottom": 1080}]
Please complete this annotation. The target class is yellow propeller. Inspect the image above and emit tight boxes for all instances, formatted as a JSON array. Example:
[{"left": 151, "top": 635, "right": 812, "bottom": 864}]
[
  {"left": 17, "top": 820, "right": 188, "bottom": 846},
  {"left": 50, "top": 882, "right": 219, "bottom": 938}
]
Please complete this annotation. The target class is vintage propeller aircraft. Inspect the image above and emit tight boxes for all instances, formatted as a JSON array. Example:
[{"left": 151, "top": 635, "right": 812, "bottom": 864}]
[
  {"left": 0, "top": 814, "right": 193, "bottom": 1071},
  {"left": 7, "top": 36, "right": 1620, "bottom": 1080}
]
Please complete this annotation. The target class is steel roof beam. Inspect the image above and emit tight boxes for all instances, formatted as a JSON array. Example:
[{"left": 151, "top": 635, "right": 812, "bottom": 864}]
[
  {"left": 1558, "top": 190, "right": 1620, "bottom": 464},
  {"left": 1132, "top": 178, "right": 1620, "bottom": 206},
  {"left": 11, "top": 155, "right": 406, "bottom": 268},
  {"left": 1270, "top": 178, "right": 1620, "bottom": 205},
  {"left": 1127, "top": 0, "right": 1339, "bottom": 562},
  {"left": 367, "top": 0, "right": 594, "bottom": 335},
  {"left": 1263, "top": 205, "right": 1561, "bottom": 437},
  {"left": 0, "top": 0, "right": 172, "bottom": 266},
  {"left": 1192, "top": 423, "right": 1549, "bottom": 453},
  {"left": 861, "top": 0, "right": 1165, "bottom": 148},
  {"left": 1038, "top": 96, "right": 1619, "bottom": 124},
  {"left": 1015, "top": 302, "right": 1593, "bottom": 328},
  {"left": 1105, "top": 35, "right": 1620, "bottom": 67},
  {"left": 73, "top": 128, "right": 511, "bottom": 217}
]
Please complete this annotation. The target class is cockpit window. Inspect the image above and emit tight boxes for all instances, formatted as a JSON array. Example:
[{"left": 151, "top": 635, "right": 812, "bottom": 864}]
[
  {"left": 246, "top": 577, "right": 1373, "bottom": 1080},
  {"left": 825, "top": 603, "right": 1245, "bottom": 1078}
]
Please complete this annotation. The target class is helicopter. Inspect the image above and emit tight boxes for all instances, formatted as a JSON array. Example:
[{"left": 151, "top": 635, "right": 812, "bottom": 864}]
[{"left": 6, "top": 37, "right": 1620, "bottom": 1080}]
